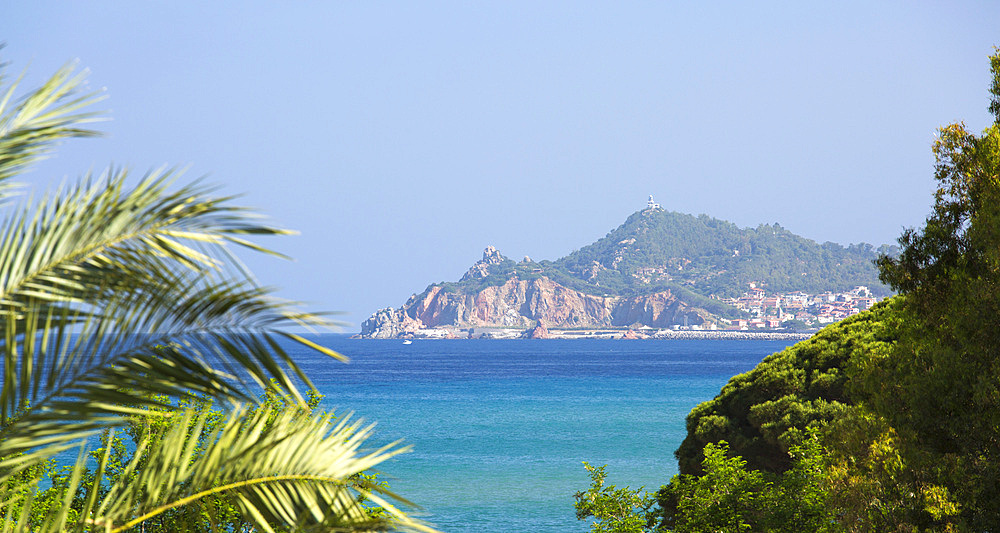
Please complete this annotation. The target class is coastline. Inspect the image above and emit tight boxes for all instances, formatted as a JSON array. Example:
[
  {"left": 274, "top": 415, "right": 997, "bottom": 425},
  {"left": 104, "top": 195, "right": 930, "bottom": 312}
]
[{"left": 354, "top": 327, "right": 816, "bottom": 341}]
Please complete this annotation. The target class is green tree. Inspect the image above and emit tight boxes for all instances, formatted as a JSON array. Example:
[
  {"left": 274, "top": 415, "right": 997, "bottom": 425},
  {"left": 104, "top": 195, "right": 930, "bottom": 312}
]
[
  {"left": 575, "top": 434, "right": 838, "bottom": 533},
  {"left": 658, "top": 433, "right": 838, "bottom": 533},
  {"left": 0, "top": 59, "right": 434, "bottom": 531},
  {"left": 821, "top": 406, "right": 960, "bottom": 532},
  {"left": 869, "top": 49, "right": 1000, "bottom": 530},
  {"left": 574, "top": 462, "right": 656, "bottom": 533},
  {"left": 674, "top": 300, "right": 898, "bottom": 476},
  {"left": 662, "top": 442, "right": 771, "bottom": 533}
]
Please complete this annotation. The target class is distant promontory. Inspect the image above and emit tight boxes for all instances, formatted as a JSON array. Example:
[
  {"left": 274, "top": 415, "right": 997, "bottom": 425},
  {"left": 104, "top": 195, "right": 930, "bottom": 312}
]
[{"left": 360, "top": 200, "right": 894, "bottom": 339}]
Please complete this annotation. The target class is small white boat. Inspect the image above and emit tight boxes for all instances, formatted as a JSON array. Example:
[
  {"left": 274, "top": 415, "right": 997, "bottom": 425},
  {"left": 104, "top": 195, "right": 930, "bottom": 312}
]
[{"left": 402, "top": 339, "right": 413, "bottom": 345}]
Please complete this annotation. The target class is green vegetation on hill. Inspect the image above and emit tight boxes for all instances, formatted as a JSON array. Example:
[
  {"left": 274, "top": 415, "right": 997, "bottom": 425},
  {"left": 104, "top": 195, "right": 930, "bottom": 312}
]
[
  {"left": 435, "top": 209, "right": 893, "bottom": 311},
  {"left": 555, "top": 210, "right": 893, "bottom": 298}
]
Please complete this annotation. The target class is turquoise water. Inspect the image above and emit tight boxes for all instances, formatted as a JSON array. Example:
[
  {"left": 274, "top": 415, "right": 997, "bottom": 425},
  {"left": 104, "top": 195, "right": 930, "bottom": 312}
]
[{"left": 293, "top": 337, "right": 796, "bottom": 533}]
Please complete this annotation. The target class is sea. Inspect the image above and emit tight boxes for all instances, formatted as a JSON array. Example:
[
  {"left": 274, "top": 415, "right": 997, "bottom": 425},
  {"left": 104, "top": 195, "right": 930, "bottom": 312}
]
[{"left": 293, "top": 336, "right": 797, "bottom": 533}]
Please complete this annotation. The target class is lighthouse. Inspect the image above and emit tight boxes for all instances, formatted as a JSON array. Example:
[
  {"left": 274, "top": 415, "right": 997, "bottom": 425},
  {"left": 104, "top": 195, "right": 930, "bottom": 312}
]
[{"left": 646, "top": 195, "right": 660, "bottom": 210}]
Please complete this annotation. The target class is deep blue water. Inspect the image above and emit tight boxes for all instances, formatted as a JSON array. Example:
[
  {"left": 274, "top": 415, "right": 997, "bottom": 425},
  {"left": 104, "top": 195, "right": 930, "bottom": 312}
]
[{"left": 291, "top": 337, "right": 796, "bottom": 533}]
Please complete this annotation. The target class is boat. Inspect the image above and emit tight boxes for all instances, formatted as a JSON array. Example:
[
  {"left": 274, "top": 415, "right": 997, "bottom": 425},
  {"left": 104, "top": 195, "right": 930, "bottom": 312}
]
[{"left": 402, "top": 339, "right": 412, "bottom": 345}]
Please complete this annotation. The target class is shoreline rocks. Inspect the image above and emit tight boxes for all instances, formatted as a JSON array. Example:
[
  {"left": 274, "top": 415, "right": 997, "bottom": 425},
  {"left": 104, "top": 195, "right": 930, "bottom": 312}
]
[
  {"left": 358, "top": 307, "right": 421, "bottom": 339},
  {"left": 520, "top": 321, "right": 551, "bottom": 339}
]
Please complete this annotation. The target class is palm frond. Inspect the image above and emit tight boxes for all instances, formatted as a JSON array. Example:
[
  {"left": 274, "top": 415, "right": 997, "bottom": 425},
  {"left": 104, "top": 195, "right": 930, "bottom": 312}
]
[
  {"left": 0, "top": 277, "right": 343, "bottom": 470},
  {"left": 0, "top": 152, "right": 343, "bottom": 478},
  {"left": 0, "top": 61, "right": 105, "bottom": 194},
  {"left": 0, "top": 167, "right": 289, "bottom": 310},
  {"left": 0, "top": 55, "right": 423, "bottom": 533},
  {"left": 87, "top": 405, "right": 437, "bottom": 533}
]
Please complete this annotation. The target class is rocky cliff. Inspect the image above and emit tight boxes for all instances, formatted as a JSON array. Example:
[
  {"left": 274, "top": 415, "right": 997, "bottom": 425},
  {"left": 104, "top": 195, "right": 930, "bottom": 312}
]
[{"left": 360, "top": 248, "right": 708, "bottom": 338}]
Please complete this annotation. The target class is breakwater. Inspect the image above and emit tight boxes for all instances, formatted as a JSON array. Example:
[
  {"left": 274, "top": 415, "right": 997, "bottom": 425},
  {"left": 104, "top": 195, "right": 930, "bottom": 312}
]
[{"left": 648, "top": 330, "right": 814, "bottom": 341}]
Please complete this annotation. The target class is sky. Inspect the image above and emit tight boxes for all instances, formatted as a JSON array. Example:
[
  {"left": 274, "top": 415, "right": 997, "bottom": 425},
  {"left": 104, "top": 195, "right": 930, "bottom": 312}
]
[{"left": 4, "top": 2, "right": 1000, "bottom": 329}]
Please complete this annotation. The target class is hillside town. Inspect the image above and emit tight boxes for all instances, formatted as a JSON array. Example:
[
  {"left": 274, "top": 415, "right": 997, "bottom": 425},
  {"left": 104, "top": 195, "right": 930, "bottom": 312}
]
[{"left": 711, "top": 283, "right": 880, "bottom": 330}]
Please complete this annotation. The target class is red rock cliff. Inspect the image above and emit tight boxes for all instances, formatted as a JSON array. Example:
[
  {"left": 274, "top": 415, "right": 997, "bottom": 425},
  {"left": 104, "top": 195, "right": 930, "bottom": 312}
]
[{"left": 360, "top": 277, "right": 706, "bottom": 337}]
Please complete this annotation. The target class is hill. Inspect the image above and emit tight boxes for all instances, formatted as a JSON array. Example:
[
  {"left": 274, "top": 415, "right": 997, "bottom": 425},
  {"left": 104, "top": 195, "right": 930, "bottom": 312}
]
[
  {"left": 553, "top": 208, "right": 894, "bottom": 297},
  {"left": 359, "top": 206, "right": 894, "bottom": 337}
]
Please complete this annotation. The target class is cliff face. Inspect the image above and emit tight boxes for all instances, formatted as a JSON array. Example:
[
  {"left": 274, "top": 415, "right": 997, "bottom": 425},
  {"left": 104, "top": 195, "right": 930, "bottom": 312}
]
[
  {"left": 411, "top": 278, "right": 606, "bottom": 328},
  {"left": 360, "top": 265, "right": 706, "bottom": 338},
  {"left": 410, "top": 277, "right": 705, "bottom": 329}
]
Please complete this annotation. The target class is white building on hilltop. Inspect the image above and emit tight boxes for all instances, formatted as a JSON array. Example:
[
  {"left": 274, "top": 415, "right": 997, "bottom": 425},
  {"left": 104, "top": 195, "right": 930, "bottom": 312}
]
[{"left": 647, "top": 195, "right": 661, "bottom": 210}]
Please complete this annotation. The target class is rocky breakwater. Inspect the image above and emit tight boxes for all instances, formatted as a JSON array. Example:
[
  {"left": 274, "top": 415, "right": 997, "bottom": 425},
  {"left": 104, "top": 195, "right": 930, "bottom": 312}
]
[{"left": 359, "top": 247, "right": 710, "bottom": 338}]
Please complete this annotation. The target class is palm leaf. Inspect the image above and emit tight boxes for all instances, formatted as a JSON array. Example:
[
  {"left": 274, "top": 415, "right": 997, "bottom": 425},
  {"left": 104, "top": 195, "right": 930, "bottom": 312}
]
[
  {"left": 0, "top": 60, "right": 105, "bottom": 195},
  {"left": 86, "top": 405, "right": 437, "bottom": 533},
  {"left": 0, "top": 55, "right": 429, "bottom": 533},
  {"left": 0, "top": 171, "right": 346, "bottom": 472}
]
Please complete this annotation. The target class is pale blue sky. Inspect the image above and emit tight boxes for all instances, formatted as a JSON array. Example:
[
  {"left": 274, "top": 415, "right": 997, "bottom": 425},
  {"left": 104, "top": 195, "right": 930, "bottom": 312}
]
[{"left": 4, "top": 2, "right": 999, "bottom": 328}]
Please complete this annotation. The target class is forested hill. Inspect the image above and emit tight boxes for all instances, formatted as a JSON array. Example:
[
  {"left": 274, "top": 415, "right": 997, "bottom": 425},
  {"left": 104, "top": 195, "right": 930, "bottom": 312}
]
[
  {"left": 448, "top": 207, "right": 894, "bottom": 300},
  {"left": 552, "top": 208, "right": 894, "bottom": 297}
]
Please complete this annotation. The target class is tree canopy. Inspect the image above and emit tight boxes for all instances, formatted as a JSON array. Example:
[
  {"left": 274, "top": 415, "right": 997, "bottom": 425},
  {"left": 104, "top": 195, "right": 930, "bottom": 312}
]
[
  {"left": 862, "top": 47, "right": 1000, "bottom": 530},
  {"left": 674, "top": 299, "right": 899, "bottom": 476}
]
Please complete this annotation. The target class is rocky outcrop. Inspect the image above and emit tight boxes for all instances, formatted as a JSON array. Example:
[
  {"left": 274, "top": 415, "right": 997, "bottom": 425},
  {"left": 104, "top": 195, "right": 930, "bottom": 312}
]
[
  {"left": 358, "top": 307, "right": 422, "bottom": 339},
  {"left": 404, "top": 278, "right": 603, "bottom": 329},
  {"left": 620, "top": 329, "right": 643, "bottom": 339},
  {"left": 459, "top": 245, "right": 507, "bottom": 282},
  {"left": 359, "top": 250, "right": 710, "bottom": 338},
  {"left": 520, "top": 321, "right": 551, "bottom": 339}
]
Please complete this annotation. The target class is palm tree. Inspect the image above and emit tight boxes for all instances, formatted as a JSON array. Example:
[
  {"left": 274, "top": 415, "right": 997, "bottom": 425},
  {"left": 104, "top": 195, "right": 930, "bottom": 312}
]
[{"left": 0, "top": 59, "right": 434, "bottom": 532}]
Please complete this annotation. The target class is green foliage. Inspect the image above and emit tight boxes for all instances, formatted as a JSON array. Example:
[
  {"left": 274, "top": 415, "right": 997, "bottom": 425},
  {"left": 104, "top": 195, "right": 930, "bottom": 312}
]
[
  {"left": 662, "top": 283, "right": 970, "bottom": 531},
  {"left": 0, "top": 58, "right": 434, "bottom": 531},
  {"left": 780, "top": 319, "right": 811, "bottom": 331},
  {"left": 576, "top": 432, "right": 837, "bottom": 533},
  {"left": 0, "top": 454, "right": 76, "bottom": 527},
  {"left": 30, "top": 398, "right": 415, "bottom": 531},
  {"left": 659, "top": 433, "right": 838, "bottom": 533},
  {"left": 18, "top": 389, "right": 403, "bottom": 532},
  {"left": 862, "top": 49, "right": 1000, "bottom": 530},
  {"left": 554, "top": 210, "right": 892, "bottom": 298},
  {"left": 661, "top": 283, "right": 745, "bottom": 320},
  {"left": 656, "top": 50, "right": 1000, "bottom": 532},
  {"left": 674, "top": 300, "right": 899, "bottom": 476},
  {"left": 661, "top": 442, "right": 771, "bottom": 533},
  {"left": 822, "top": 406, "right": 962, "bottom": 532},
  {"left": 574, "top": 462, "right": 656, "bottom": 533}
]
